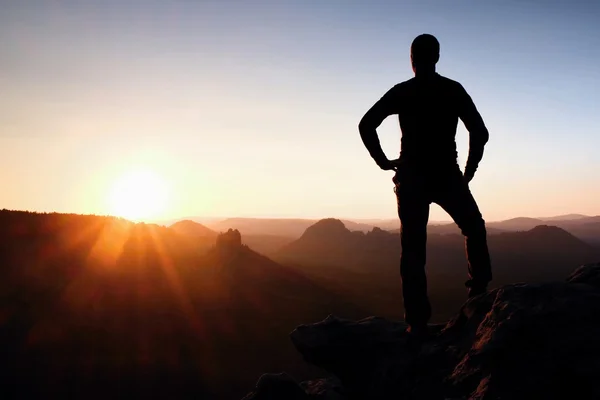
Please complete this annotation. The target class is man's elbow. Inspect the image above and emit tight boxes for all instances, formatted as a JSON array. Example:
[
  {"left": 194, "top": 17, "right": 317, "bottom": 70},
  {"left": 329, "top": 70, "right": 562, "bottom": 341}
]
[
  {"left": 358, "top": 116, "right": 372, "bottom": 133},
  {"left": 473, "top": 125, "right": 489, "bottom": 146},
  {"left": 480, "top": 127, "right": 489, "bottom": 145}
]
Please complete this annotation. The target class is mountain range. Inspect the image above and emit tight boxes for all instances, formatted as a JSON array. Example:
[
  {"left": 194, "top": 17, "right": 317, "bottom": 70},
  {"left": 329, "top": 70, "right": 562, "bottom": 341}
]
[
  {"left": 271, "top": 218, "right": 600, "bottom": 320},
  {"left": 164, "top": 216, "right": 600, "bottom": 321},
  {"left": 1, "top": 209, "right": 599, "bottom": 399},
  {"left": 0, "top": 210, "right": 364, "bottom": 399},
  {"left": 165, "top": 214, "right": 600, "bottom": 245}
]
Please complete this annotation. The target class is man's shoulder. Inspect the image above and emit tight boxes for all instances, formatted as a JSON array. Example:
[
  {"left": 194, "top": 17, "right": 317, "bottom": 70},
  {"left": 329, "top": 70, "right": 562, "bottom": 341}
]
[
  {"left": 386, "top": 75, "right": 466, "bottom": 95},
  {"left": 436, "top": 74, "right": 466, "bottom": 91},
  {"left": 387, "top": 78, "right": 415, "bottom": 94},
  {"left": 397, "top": 77, "right": 416, "bottom": 87}
]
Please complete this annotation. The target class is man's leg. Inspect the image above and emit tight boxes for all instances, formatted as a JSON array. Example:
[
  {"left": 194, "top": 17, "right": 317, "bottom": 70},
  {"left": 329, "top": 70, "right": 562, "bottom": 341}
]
[
  {"left": 395, "top": 176, "right": 431, "bottom": 328},
  {"left": 435, "top": 173, "right": 492, "bottom": 296}
]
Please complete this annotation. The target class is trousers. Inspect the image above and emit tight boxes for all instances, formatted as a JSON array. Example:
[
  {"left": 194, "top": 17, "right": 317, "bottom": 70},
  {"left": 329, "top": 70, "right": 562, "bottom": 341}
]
[{"left": 393, "top": 165, "right": 492, "bottom": 327}]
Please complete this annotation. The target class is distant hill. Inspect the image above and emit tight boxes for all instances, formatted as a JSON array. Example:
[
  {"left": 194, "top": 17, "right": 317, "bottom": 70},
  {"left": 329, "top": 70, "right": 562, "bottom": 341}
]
[
  {"left": 204, "top": 217, "right": 377, "bottom": 238},
  {"left": 0, "top": 210, "right": 365, "bottom": 399},
  {"left": 566, "top": 221, "right": 600, "bottom": 245},
  {"left": 487, "top": 217, "right": 546, "bottom": 231},
  {"left": 484, "top": 215, "right": 600, "bottom": 244},
  {"left": 277, "top": 219, "right": 598, "bottom": 276},
  {"left": 539, "top": 213, "right": 589, "bottom": 221},
  {"left": 346, "top": 218, "right": 400, "bottom": 231},
  {"left": 202, "top": 229, "right": 364, "bottom": 319},
  {"left": 203, "top": 217, "right": 454, "bottom": 237},
  {"left": 402, "top": 215, "right": 600, "bottom": 244},
  {"left": 206, "top": 217, "right": 326, "bottom": 238},
  {"left": 276, "top": 219, "right": 396, "bottom": 268},
  {"left": 170, "top": 219, "right": 217, "bottom": 238},
  {"left": 548, "top": 216, "right": 600, "bottom": 244},
  {"left": 275, "top": 219, "right": 600, "bottom": 320},
  {"left": 169, "top": 219, "right": 293, "bottom": 255},
  {"left": 563, "top": 215, "right": 600, "bottom": 225},
  {"left": 164, "top": 214, "right": 600, "bottom": 244},
  {"left": 167, "top": 219, "right": 219, "bottom": 253}
]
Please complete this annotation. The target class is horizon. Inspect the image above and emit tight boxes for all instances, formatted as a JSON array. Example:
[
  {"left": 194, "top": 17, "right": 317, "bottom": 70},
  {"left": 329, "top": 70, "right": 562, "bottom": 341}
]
[
  {"left": 2, "top": 1, "right": 599, "bottom": 221},
  {"left": 154, "top": 212, "right": 599, "bottom": 227},
  {"left": 159, "top": 212, "right": 595, "bottom": 222},
  {"left": 4, "top": 207, "right": 596, "bottom": 227}
]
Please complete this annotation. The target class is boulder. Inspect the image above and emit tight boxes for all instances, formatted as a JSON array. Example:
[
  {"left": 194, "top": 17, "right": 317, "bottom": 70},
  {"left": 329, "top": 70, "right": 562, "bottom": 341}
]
[{"left": 244, "top": 263, "right": 600, "bottom": 400}]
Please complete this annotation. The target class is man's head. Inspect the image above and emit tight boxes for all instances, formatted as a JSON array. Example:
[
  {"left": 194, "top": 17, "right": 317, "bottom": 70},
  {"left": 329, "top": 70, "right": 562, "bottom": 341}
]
[{"left": 411, "top": 34, "right": 440, "bottom": 74}]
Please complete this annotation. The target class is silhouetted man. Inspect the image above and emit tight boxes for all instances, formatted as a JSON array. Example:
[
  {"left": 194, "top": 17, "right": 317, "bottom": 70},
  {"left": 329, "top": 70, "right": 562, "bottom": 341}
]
[{"left": 358, "top": 34, "right": 492, "bottom": 336}]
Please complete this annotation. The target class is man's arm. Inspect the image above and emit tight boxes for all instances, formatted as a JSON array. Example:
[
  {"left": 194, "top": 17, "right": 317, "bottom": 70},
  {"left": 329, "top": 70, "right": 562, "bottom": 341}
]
[
  {"left": 358, "top": 86, "right": 400, "bottom": 170},
  {"left": 457, "top": 84, "right": 489, "bottom": 181}
]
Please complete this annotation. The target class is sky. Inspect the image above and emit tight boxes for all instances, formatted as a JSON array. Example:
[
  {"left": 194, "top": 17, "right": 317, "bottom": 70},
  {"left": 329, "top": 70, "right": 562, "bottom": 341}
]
[{"left": 1, "top": 0, "right": 599, "bottom": 222}]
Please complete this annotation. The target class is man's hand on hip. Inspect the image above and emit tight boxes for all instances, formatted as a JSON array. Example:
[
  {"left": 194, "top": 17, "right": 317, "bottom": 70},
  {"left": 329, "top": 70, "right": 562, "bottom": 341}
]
[
  {"left": 377, "top": 159, "right": 395, "bottom": 171},
  {"left": 378, "top": 158, "right": 403, "bottom": 171},
  {"left": 463, "top": 172, "right": 474, "bottom": 185}
]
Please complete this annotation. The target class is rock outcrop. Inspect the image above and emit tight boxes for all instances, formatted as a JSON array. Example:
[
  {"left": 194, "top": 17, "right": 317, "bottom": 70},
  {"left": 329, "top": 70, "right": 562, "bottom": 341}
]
[
  {"left": 211, "top": 229, "right": 245, "bottom": 268},
  {"left": 243, "top": 263, "right": 600, "bottom": 400},
  {"left": 216, "top": 228, "right": 243, "bottom": 251}
]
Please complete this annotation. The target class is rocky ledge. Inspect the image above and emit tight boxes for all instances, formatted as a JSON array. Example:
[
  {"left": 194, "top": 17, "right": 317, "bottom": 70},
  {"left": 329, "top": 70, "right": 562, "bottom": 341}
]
[{"left": 243, "top": 263, "right": 600, "bottom": 400}]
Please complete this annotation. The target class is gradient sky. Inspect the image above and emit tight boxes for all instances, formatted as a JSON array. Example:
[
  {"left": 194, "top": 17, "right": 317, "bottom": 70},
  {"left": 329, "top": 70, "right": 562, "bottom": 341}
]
[{"left": 1, "top": 0, "right": 599, "bottom": 222}]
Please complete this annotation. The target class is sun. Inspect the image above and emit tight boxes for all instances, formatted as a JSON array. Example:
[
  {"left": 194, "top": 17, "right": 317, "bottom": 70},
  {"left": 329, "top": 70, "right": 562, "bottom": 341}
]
[{"left": 108, "top": 168, "right": 170, "bottom": 221}]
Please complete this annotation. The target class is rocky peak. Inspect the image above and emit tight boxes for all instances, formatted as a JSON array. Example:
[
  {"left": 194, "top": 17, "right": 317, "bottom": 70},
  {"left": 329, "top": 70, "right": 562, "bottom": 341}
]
[
  {"left": 243, "top": 262, "right": 600, "bottom": 399},
  {"left": 302, "top": 219, "right": 350, "bottom": 239},
  {"left": 216, "top": 229, "right": 243, "bottom": 251},
  {"left": 366, "top": 226, "right": 393, "bottom": 238}
]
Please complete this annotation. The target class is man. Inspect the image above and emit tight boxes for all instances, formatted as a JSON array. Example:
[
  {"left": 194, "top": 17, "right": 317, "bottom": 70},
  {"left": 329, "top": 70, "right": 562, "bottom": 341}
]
[{"left": 358, "top": 34, "right": 492, "bottom": 337}]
